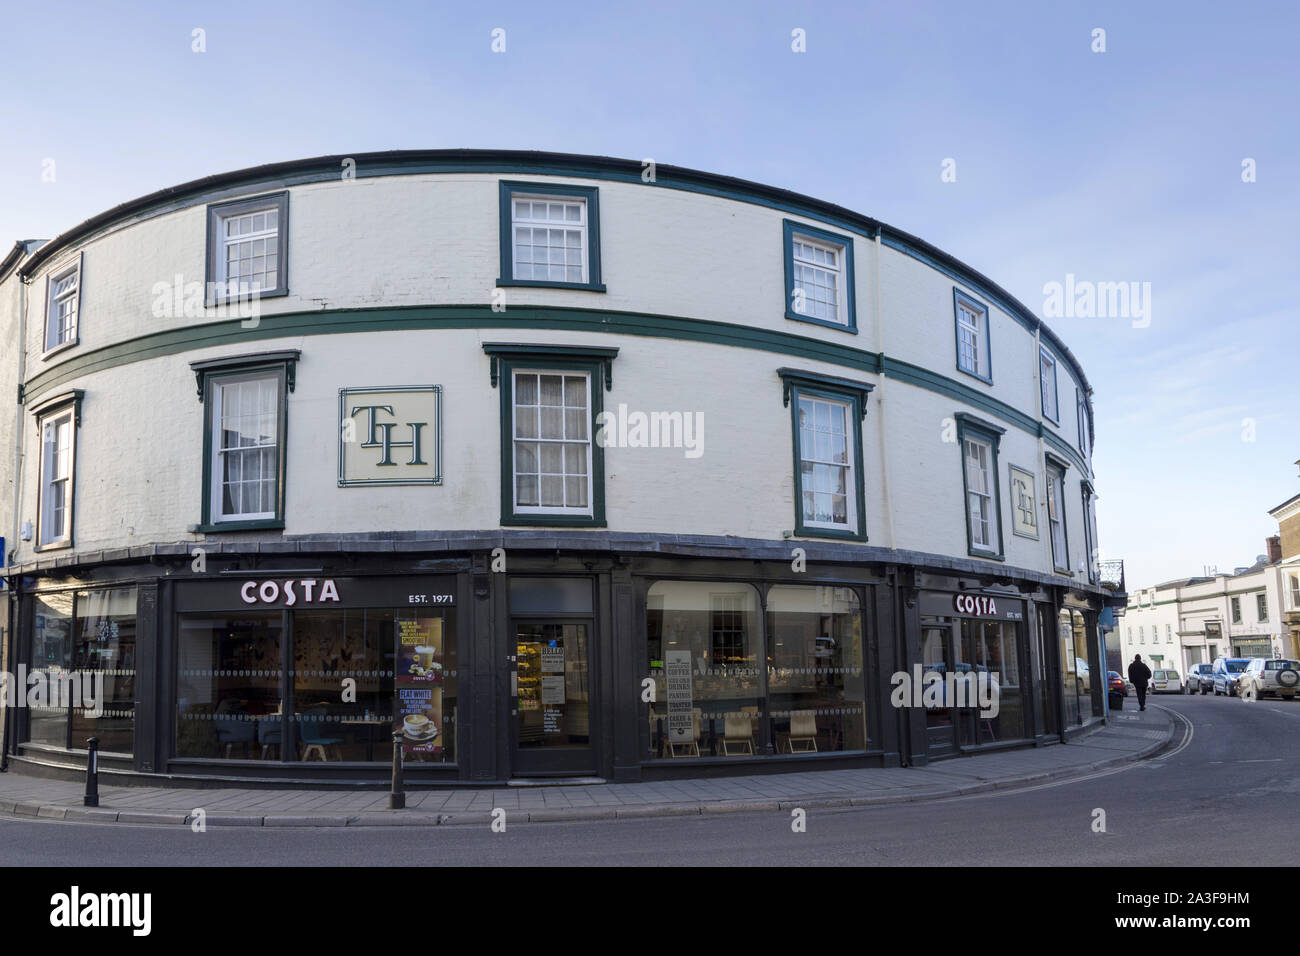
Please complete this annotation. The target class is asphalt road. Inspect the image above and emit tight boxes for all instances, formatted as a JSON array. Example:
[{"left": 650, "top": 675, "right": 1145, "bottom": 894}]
[{"left": 2, "top": 692, "right": 1296, "bottom": 866}]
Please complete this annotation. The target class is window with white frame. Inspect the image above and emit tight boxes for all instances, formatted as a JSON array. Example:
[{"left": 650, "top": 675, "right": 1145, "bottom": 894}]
[
  {"left": 1047, "top": 465, "right": 1068, "bottom": 571},
  {"left": 1139, "top": 626, "right": 1144, "bottom": 644},
  {"left": 783, "top": 221, "right": 855, "bottom": 331},
  {"left": 1167, "top": 624, "right": 1173, "bottom": 643},
  {"left": 1256, "top": 592, "right": 1268, "bottom": 621},
  {"left": 45, "top": 257, "right": 82, "bottom": 352},
  {"left": 209, "top": 373, "right": 282, "bottom": 522},
  {"left": 206, "top": 192, "right": 288, "bottom": 304},
  {"left": 1040, "top": 348, "right": 1059, "bottom": 422},
  {"left": 791, "top": 235, "right": 844, "bottom": 326},
  {"left": 39, "top": 411, "right": 75, "bottom": 546},
  {"left": 797, "top": 394, "right": 856, "bottom": 529},
  {"left": 1290, "top": 573, "right": 1300, "bottom": 610},
  {"left": 512, "top": 370, "right": 592, "bottom": 515},
  {"left": 955, "top": 293, "right": 990, "bottom": 380},
  {"left": 964, "top": 437, "right": 995, "bottom": 549},
  {"left": 1231, "top": 596, "right": 1242, "bottom": 624},
  {"left": 511, "top": 195, "right": 587, "bottom": 284}
]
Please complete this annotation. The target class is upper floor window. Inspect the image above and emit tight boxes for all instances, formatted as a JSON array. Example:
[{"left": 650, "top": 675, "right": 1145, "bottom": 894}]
[
  {"left": 205, "top": 192, "right": 289, "bottom": 306},
  {"left": 1257, "top": 592, "right": 1268, "bottom": 621},
  {"left": 1166, "top": 624, "right": 1173, "bottom": 643},
  {"left": 1046, "top": 459, "right": 1069, "bottom": 572},
  {"left": 782, "top": 220, "right": 856, "bottom": 333},
  {"left": 498, "top": 182, "right": 604, "bottom": 291},
  {"left": 44, "top": 254, "right": 83, "bottom": 355},
  {"left": 191, "top": 351, "right": 299, "bottom": 531},
  {"left": 1139, "top": 626, "right": 1144, "bottom": 644},
  {"left": 483, "top": 343, "right": 617, "bottom": 526},
  {"left": 1231, "top": 596, "right": 1242, "bottom": 624},
  {"left": 1290, "top": 573, "right": 1300, "bottom": 611},
  {"left": 1081, "top": 484, "right": 1097, "bottom": 583},
  {"left": 1076, "top": 389, "right": 1090, "bottom": 457},
  {"left": 31, "top": 390, "right": 83, "bottom": 549},
  {"left": 953, "top": 290, "right": 991, "bottom": 382},
  {"left": 1040, "top": 347, "right": 1059, "bottom": 423},
  {"left": 956, "top": 413, "right": 1005, "bottom": 559},
  {"left": 778, "top": 369, "right": 871, "bottom": 540}
]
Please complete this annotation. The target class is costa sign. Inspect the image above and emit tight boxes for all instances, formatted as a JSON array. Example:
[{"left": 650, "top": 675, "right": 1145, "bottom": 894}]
[
  {"left": 240, "top": 579, "right": 340, "bottom": 606},
  {"left": 953, "top": 594, "right": 1003, "bottom": 617}
]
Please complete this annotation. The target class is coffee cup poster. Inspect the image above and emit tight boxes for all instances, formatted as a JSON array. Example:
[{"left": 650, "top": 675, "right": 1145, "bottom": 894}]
[{"left": 394, "top": 617, "right": 444, "bottom": 754}]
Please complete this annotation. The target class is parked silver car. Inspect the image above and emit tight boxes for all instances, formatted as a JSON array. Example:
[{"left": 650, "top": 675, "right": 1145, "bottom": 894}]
[
  {"left": 1238, "top": 658, "right": 1300, "bottom": 700},
  {"left": 1184, "top": 662, "right": 1214, "bottom": 694}
]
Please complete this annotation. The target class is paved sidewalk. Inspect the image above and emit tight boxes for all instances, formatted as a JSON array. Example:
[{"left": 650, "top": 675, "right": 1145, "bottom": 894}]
[{"left": 0, "top": 705, "right": 1174, "bottom": 828}]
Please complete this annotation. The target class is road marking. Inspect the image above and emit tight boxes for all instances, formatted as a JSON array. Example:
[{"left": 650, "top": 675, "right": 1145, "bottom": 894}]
[
  {"left": 1237, "top": 758, "right": 1282, "bottom": 763},
  {"left": 1149, "top": 703, "right": 1193, "bottom": 762}
]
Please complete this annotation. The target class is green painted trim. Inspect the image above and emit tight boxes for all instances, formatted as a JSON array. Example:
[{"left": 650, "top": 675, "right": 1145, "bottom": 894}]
[
  {"left": 494, "top": 355, "right": 607, "bottom": 527},
  {"left": 785, "top": 382, "right": 868, "bottom": 541},
  {"left": 11, "top": 151, "right": 1092, "bottom": 395},
  {"left": 782, "top": 219, "right": 857, "bottom": 334},
  {"left": 1039, "top": 345, "right": 1060, "bottom": 425},
  {"left": 955, "top": 415, "right": 1005, "bottom": 561},
  {"left": 498, "top": 180, "right": 605, "bottom": 291},
  {"left": 21, "top": 303, "right": 1095, "bottom": 476}
]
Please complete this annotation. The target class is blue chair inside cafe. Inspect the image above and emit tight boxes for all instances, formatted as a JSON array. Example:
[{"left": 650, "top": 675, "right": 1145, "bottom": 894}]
[
  {"left": 213, "top": 705, "right": 256, "bottom": 759},
  {"left": 299, "top": 706, "right": 343, "bottom": 761},
  {"left": 258, "top": 717, "right": 282, "bottom": 760}
]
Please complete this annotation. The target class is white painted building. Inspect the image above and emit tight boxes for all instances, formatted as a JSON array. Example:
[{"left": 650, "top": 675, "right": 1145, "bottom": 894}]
[
  {"left": 0, "top": 151, "right": 1119, "bottom": 785},
  {"left": 1119, "top": 560, "right": 1289, "bottom": 680}
]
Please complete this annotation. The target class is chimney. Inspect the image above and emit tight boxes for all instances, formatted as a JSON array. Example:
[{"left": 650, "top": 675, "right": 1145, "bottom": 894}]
[{"left": 1267, "top": 535, "right": 1282, "bottom": 564}]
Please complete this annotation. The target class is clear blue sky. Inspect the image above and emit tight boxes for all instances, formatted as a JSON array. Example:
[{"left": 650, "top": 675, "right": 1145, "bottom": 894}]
[{"left": 2, "top": 0, "right": 1297, "bottom": 586}]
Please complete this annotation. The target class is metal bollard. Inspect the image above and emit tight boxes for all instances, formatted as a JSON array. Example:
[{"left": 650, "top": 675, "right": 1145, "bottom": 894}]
[
  {"left": 84, "top": 737, "right": 100, "bottom": 807},
  {"left": 390, "top": 731, "right": 405, "bottom": 809}
]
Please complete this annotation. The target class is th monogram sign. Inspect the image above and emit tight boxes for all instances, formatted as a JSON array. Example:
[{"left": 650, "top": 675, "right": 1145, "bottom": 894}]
[{"left": 338, "top": 386, "right": 443, "bottom": 486}]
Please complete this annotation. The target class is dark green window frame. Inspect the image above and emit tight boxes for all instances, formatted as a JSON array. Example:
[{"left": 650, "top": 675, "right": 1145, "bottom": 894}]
[
  {"left": 782, "top": 220, "right": 857, "bottom": 333},
  {"left": 778, "top": 368, "right": 871, "bottom": 541},
  {"left": 1039, "top": 345, "right": 1060, "bottom": 424},
  {"left": 483, "top": 343, "right": 618, "bottom": 528},
  {"left": 497, "top": 181, "right": 606, "bottom": 292},
  {"left": 955, "top": 412, "right": 1006, "bottom": 560},
  {"left": 192, "top": 350, "right": 299, "bottom": 532},
  {"left": 1045, "top": 451, "right": 1071, "bottom": 573},
  {"left": 204, "top": 191, "right": 290, "bottom": 307},
  {"left": 1081, "top": 480, "right": 1096, "bottom": 584}
]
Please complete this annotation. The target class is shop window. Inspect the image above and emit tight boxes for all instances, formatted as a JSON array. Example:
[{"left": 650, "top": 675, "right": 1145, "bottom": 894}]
[
  {"left": 24, "top": 587, "right": 136, "bottom": 754},
  {"left": 646, "top": 580, "right": 867, "bottom": 759},
  {"left": 176, "top": 606, "right": 456, "bottom": 764},
  {"left": 191, "top": 350, "right": 299, "bottom": 532}
]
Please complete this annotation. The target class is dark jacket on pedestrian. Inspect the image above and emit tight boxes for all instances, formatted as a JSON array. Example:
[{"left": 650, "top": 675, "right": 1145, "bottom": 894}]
[{"left": 1128, "top": 660, "right": 1152, "bottom": 687}]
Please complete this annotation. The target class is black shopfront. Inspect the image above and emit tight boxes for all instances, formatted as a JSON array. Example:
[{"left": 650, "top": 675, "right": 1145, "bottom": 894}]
[{"left": 2, "top": 547, "right": 1108, "bottom": 787}]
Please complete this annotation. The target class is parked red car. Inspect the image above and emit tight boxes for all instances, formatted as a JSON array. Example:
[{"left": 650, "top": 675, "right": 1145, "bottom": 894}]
[{"left": 1107, "top": 671, "right": 1128, "bottom": 697}]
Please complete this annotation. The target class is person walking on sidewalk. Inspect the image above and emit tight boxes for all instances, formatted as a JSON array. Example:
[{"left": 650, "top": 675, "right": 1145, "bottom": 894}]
[{"left": 1128, "top": 654, "right": 1153, "bottom": 711}]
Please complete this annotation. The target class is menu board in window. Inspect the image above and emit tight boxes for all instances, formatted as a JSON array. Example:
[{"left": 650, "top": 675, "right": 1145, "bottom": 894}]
[{"left": 394, "top": 617, "right": 444, "bottom": 754}]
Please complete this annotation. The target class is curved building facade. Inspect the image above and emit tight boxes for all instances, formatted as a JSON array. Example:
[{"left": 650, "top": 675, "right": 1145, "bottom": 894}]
[{"left": 0, "top": 150, "right": 1118, "bottom": 785}]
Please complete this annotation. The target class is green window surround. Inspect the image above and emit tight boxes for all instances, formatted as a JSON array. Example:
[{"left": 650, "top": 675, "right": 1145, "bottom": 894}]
[
  {"left": 192, "top": 350, "right": 298, "bottom": 533},
  {"left": 483, "top": 343, "right": 617, "bottom": 528},
  {"left": 955, "top": 412, "right": 1005, "bottom": 561},
  {"left": 953, "top": 287, "right": 992, "bottom": 384},
  {"left": 778, "top": 368, "right": 871, "bottom": 541},
  {"left": 498, "top": 181, "right": 605, "bottom": 292},
  {"left": 1045, "top": 451, "right": 1071, "bottom": 574},
  {"left": 782, "top": 219, "right": 857, "bottom": 334}
]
